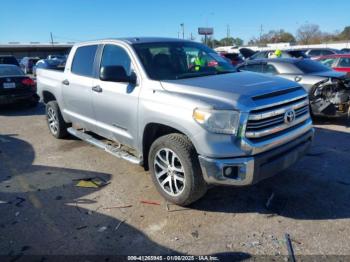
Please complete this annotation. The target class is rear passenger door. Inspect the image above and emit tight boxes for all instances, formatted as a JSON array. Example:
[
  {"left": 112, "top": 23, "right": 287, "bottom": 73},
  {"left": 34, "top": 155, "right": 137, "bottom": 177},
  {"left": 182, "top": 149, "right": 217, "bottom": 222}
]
[
  {"left": 62, "top": 44, "right": 98, "bottom": 130},
  {"left": 91, "top": 43, "right": 141, "bottom": 148}
]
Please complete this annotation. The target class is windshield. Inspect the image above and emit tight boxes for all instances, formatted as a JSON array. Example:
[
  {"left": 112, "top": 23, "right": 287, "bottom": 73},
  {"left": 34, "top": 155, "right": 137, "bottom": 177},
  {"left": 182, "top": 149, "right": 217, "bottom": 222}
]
[
  {"left": 0, "top": 65, "right": 24, "bottom": 76},
  {"left": 294, "top": 59, "right": 330, "bottom": 73},
  {"left": 132, "top": 41, "right": 236, "bottom": 80}
]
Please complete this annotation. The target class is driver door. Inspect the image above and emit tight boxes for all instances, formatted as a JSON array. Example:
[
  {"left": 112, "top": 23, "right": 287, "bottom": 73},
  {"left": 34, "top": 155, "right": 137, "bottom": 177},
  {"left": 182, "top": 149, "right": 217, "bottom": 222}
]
[{"left": 92, "top": 43, "right": 141, "bottom": 148}]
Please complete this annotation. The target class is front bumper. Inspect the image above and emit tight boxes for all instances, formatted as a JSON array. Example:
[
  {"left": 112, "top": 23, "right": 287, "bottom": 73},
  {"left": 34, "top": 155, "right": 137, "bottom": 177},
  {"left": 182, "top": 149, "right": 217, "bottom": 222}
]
[
  {"left": 198, "top": 129, "right": 314, "bottom": 186},
  {"left": 0, "top": 92, "right": 38, "bottom": 105}
]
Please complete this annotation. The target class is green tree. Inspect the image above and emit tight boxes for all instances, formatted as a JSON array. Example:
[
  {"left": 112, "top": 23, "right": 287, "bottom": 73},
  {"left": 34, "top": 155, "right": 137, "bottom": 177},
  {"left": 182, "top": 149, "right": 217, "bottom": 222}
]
[
  {"left": 339, "top": 26, "right": 350, "bottom": 40},
  {"left": 219, "top": 37, "right": 244, "bottom": 46}
]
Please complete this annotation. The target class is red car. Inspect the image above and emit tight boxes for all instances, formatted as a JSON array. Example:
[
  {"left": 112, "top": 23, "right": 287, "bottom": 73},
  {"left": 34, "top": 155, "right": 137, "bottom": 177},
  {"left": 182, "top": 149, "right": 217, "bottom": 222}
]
[{"left": 316, "top": 54, "right": 350, "bottom": 75}]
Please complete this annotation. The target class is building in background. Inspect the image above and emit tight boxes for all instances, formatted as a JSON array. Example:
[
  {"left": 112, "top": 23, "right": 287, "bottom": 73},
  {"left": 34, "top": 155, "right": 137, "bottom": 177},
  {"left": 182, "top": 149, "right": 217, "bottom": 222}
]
[{"left": 0, "top": 42, "right": 74, "bottom": 59}]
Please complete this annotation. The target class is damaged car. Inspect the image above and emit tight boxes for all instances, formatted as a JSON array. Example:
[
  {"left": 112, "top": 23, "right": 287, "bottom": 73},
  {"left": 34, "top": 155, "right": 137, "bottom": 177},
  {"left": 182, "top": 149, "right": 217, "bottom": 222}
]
[{"left": 237, "top": 58, "right": 350, "bottom": 117}]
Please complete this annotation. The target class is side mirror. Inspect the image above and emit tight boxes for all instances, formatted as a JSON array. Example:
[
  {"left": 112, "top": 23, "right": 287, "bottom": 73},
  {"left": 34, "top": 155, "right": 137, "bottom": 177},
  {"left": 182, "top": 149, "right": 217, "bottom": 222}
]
[{"left": 100, "top": 65, "right": 136, "bottom": 84}]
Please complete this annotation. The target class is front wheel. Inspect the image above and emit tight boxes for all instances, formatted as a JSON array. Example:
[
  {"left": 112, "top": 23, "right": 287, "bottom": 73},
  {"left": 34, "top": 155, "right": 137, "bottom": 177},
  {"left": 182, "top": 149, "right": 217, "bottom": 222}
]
[
  {"left": 148, "top": 133, "right": 207, "bottom": 206},
  {"left": 46, "top": 101, "right": 69, "bottom": 139}
]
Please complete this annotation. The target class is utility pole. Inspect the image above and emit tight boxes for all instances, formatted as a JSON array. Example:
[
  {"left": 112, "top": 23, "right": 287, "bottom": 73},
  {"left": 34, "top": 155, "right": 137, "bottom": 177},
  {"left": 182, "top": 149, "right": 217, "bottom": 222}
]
[
  {"left": 226, "top": 24, "right": 230, "bottom": 46},
  {"left": 50, "top": 32, "right": 54, "bottom": 46},
  {"left": 180, "top": 23, "right": 185, "bottom": 39},
  {"left": 259, "top": 24, "right": 263, "bottom": 44}
]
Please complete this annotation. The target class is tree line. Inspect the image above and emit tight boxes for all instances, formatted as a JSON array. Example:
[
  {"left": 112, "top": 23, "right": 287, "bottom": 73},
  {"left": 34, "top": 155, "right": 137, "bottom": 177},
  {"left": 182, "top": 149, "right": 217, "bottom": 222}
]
[{"left": 202, "top": 24, "right": 350, "bottom": 48}]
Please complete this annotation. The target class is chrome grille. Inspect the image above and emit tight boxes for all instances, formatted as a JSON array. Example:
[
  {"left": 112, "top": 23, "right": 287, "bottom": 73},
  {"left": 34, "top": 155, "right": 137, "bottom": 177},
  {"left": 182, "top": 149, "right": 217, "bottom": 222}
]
[{"left": 246, "top": 96, "right": 310, "bottom": 140}]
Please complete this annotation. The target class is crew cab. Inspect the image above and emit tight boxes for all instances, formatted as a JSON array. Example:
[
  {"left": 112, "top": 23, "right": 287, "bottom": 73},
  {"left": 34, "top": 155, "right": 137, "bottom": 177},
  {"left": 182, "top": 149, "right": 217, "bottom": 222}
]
[{"left": 37, "top": 38, "right": 314, "bottom": 205}]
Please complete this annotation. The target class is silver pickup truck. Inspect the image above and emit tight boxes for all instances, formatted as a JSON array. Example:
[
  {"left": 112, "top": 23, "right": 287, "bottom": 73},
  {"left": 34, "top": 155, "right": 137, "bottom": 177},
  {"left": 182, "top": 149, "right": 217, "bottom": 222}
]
[{"left": 37, "top": 38, "right": 314, "bottom": 205}]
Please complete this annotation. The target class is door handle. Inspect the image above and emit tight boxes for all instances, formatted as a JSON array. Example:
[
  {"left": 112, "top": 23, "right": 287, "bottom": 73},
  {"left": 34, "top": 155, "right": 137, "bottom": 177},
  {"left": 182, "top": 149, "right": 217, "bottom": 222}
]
[
  {"left": 62, "top": 79, "right": 69, "bottom": 86},
  {"left": 92, "top": 85, "right": 103, "bottom": 93}
]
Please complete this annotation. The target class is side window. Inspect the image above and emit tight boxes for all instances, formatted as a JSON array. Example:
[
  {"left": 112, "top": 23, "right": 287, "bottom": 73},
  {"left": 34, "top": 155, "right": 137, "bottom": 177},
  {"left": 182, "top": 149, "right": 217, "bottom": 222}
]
[
  {"left": 338, "top": 58, "right": 350, "bottom": 67},
  {"left": 308, "top": 50, "right": 321, "bottom": 56},
  {"left": 321, "top": 50, "right": 333, "bottom": 56},
  {"left": 243, "top": 63, "right": 263, "bottom": 73},
  {"left": 100, "top": 44, "right": 132, "bottom": 75},
  {"left": 263, "top": 64, "right": 278, "bottom": 74},
  {"left": 71, "top": 45, "right": 98, "bottom": 77}
]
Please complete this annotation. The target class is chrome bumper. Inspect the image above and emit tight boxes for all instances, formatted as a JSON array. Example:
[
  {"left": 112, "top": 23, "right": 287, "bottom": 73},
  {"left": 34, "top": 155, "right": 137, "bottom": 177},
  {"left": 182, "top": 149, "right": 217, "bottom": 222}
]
[{"left": 198, "top": 128, "right": 314, "bottom": 186}]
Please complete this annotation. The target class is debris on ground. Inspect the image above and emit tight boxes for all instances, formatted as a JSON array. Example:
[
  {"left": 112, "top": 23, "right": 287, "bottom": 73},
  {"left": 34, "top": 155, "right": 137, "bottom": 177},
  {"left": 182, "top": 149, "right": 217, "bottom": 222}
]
[
  {"left": 285, "top": 233, "right": 296, "bottom": 262},
  {"left": 76, "top": 225, "right": 88, "bottom": 230},
  {"left": 103, "top": 205, "right": 132, "bottom": 209},
  {"left": 191, "top": 230, "right": 199, "bottom": 239},
  {"left": 114, "top": 220, "right": 125, "bottom": 231},
  {"left": 15, "top": 197, "right": 26, "bottom": 207},
  {"left": 97, "top": 226, "right": 108, "bottom": 233},
  {"left": 55, "top": 196, "right": 63, "bottom": 200},
  {"left": 15, "top": 212, "right": 20, "bottom": 217},
  {"left": 265, "top": 193, "right": 288, "bottom": 215},
  {"left": 140, "top": 200, "right": 161, "bottom": 206},
  {"left": 21, "top": 246, "right": 31, "bottom": 252},
  {"left": 265, "top": 193, "right": 275, "bottom": 209},
  {"left": 75, "top": 177, "right": 109, "bottom": 188}
]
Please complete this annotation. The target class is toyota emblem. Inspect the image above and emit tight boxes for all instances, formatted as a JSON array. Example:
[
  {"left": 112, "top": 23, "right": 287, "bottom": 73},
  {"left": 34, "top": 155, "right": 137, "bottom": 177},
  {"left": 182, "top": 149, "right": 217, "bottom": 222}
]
[{"left": 284, "top": 109, "right": 296, "bottom": 124}]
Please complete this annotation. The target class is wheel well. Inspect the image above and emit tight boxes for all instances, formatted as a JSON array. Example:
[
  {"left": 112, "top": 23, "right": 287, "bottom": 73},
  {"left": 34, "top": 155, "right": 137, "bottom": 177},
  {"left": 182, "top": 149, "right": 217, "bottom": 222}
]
[
  {"left": 142, "top": 123, "right": 185, "bottom": 170},
  {"left": 42, "top": 91, "right": 56, "bottom": 103}
]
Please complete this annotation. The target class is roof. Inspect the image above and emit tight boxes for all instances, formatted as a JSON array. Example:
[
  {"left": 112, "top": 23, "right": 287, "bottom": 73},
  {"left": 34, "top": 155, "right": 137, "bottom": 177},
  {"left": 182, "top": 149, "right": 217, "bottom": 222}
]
[
  {"left": 114, "top": 37, "right": 193, "bottom": 44},
  {"left": 76, "top": 37, "right": 194, "bottom": 46},
  {"left": 246, "top": 58, "right": 303, "bottom": 64},
  {"left": 315, "top": 54, "right": 350, "bottom": 59}
]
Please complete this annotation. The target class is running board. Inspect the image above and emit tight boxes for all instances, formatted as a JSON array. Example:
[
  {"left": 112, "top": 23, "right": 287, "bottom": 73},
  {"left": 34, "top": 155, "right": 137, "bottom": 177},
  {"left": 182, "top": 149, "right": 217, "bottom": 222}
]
[{"left": 67, "top": 127, "right": 141, "bottom": 165}]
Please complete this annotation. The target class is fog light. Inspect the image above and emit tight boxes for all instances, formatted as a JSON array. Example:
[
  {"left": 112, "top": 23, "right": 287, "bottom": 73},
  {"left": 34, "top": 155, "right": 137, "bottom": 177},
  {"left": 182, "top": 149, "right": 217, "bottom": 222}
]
[{"left": 223, "top": 166, "right": 239, "bottom": 179}]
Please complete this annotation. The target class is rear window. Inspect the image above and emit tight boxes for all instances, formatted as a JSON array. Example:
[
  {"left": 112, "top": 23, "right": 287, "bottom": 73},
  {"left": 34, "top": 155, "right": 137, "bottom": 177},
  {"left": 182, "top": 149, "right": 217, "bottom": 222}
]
[
  {"left": 0, "top": 56, "right": 19, "bottom": 66},
  {"left": 71, "top": 45, "right": 98, "bottom": 77},
  {"left": 295, "top": 59, "right": 330, "bottom": 73},
  {"left": 0, "top": 66, "right": 24, "bottom": 76},
  {"left": 288, "top": 50, "right": 308, "bottom": 58}
]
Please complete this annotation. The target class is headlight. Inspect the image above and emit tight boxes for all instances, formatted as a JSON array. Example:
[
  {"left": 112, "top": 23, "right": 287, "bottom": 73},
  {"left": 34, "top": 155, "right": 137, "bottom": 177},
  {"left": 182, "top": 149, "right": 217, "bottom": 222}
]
[{"left": 193, "top": 108, "right": 240, "bottom": 135}]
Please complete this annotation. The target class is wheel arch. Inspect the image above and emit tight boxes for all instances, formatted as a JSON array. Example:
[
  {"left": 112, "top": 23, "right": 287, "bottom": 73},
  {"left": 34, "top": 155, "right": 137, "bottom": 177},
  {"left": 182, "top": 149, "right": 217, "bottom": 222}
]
[{"left": 141, "top": 122, "right": 196, "bottom": 170}]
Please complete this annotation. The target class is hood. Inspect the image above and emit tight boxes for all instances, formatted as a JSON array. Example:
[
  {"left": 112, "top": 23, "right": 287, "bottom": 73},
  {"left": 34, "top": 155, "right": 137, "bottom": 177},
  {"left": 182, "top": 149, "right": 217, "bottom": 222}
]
[
  {"left": 311, "top": 70, "right": 347, "bottom": 79},
  {"left": 160, "top": 72, "right": 302, "bottom": 111}
]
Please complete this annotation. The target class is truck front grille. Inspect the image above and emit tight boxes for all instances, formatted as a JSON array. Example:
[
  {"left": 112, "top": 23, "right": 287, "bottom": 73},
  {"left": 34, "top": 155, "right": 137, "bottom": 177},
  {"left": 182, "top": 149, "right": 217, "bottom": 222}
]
[{"left": 246, "top": 96, "right": 310, "bottom": 141}]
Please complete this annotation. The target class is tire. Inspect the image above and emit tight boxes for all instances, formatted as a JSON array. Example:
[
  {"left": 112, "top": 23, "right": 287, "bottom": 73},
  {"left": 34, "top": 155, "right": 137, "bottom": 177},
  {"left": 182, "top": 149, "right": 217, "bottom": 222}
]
[
  {"left": 46, "top": 101, "right": 69, "bottom": 139},
  {"left": 148, "top": 133, "right": 207, "bottom": 206}
]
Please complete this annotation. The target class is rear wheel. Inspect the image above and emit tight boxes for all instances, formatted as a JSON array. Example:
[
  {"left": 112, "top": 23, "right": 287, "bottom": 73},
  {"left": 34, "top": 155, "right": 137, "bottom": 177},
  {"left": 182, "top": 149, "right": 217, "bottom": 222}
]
[
  {"left": 46, "top": 101, "right": 69, "bottom": 139},
  {"left": 148, "top": 133, "right": 207, "bottom": 206}
]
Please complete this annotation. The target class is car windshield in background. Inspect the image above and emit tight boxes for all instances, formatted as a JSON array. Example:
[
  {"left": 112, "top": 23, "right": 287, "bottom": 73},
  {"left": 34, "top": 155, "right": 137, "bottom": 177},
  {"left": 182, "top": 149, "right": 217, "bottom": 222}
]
[
  {"left": 0, "top": 65, "right": 24, "bottom": 76},
  {"left": 132, "top": 42, "right": 236, "bottom": 80},
  {"left": 0, "top": 56, "right": 19, "bottom": 66},
  {"left": 288, "top": 50, "right": 308, "bottom": 58},
  {"left": 295, "top": 59, "right": 330, "bottom": 73}
]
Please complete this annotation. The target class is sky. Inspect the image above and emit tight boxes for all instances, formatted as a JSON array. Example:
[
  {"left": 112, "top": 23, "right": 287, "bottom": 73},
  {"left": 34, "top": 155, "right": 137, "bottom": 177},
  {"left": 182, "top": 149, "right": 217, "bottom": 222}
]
[{"left": 1, "top": 0, "right": 349, "bottom": 44}]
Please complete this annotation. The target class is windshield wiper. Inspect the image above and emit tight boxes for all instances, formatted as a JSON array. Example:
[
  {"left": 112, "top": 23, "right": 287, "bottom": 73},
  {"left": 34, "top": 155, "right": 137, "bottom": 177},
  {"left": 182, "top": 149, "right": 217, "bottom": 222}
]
[
  {"left": 216, "top": 70, "right": 237, "bottom": 74},
  {"left": 176, "top": 71, "right": 217, "bottom": 79}
]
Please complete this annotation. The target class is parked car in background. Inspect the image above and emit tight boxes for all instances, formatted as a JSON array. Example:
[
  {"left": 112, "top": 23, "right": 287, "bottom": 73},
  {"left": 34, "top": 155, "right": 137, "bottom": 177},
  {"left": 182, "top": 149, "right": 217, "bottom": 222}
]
[
  {"left": 0, "top": 55, "right": 20, "bottom": 67},
  {"left": 219, "top": 52, "right": 244, "bottom": 65},
  {"left": 316, "top": 54, "right": 350, "bottom": 75},
  {"left": 20, "top": 57, "right": 40, "bottom": 74},
  {"left": 341, "top": 48, "right": 350, "bottom": 53},
  {"left": 36, "top": 38, "right": 313, "bottom": 205},
  {"left": 249, "top": 49, "right": 308, "bottom": 60},
  {"left": 33, "top": 59, "right": 66, "bottom": 77},
  {"left": 47, "top": 54, "right": 67, "bottom": 61},
  {"left": 302, "top": 48, "right": 343, "bottom": 59},
  {"left": 238, "top": 58, "right": 350, "bottom": 117},
  {"left": 0, "top": 64, "right": 39, "bottom": 106}
]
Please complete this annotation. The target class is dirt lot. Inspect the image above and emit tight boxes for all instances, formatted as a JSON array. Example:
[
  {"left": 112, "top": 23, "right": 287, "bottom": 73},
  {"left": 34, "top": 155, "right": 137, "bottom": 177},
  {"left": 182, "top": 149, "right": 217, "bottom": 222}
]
[{"left": 0, "top": 104, "right": 350, "bottom": 260}]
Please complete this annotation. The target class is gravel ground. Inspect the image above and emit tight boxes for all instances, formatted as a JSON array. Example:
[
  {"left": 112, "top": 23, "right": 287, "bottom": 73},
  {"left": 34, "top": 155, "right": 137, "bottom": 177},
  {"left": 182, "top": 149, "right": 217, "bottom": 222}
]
[{"left": 0, "top": 104, "right": 350, "bottom": 260}]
